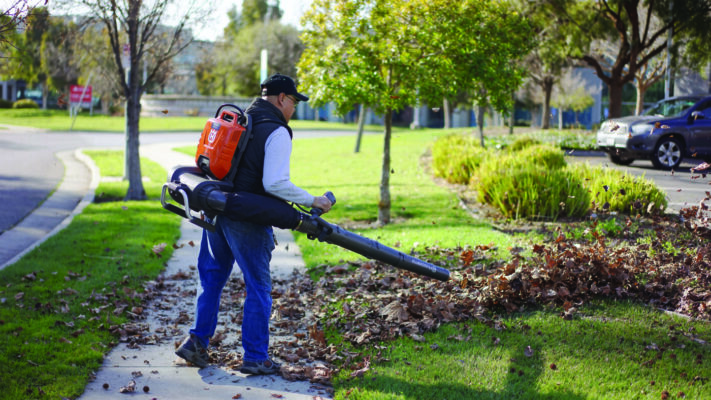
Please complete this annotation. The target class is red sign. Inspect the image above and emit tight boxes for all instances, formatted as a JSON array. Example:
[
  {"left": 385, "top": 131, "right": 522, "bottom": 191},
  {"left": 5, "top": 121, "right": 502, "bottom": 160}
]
[{"left": 69, "top": 85, "right": 92, "bottom": 103}]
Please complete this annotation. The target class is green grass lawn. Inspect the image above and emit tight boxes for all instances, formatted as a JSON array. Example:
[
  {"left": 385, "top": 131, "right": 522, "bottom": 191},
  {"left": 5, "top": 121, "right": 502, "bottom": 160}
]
[
  {"left": 0, "top": 108, "right": 381, "bottom": 132},
  {"left": 289, "top": 130, "right": 520, "bottom": 267},
  {"left": 335, "top": 300, "right": 711, "bottom": 399}
]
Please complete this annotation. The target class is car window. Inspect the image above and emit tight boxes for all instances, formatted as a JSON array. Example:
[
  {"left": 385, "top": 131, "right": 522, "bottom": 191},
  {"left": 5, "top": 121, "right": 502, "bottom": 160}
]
[
  {"left": 643, "top": 98, "right": 700, "bottom": 117},
  {"left": 695, "top": 101, "right": 711, "bottom": 114}
]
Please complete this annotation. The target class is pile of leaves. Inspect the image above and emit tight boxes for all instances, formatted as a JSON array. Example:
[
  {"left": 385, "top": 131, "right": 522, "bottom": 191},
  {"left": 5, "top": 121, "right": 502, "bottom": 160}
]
[{"left": 119, "top": 212, "right": 711, "bottom": 387}]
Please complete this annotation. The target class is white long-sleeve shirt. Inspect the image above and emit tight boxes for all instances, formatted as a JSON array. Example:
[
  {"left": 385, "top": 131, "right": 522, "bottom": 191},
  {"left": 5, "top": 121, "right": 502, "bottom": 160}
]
[{"left": 262, "top": 126, "right": 315, "bottom": 207}]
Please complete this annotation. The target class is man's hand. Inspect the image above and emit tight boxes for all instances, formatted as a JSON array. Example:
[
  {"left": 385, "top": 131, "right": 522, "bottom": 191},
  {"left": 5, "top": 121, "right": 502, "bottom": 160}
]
[{"left": 312, "top": 196, "right": 333, "bottom": 214}]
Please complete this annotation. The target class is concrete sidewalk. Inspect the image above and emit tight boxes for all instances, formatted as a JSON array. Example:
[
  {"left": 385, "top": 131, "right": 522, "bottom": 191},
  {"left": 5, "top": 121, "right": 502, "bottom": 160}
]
[
  {"left": 79, "top": 143, "right": 332, "bottom": 399},
  {"left": 80, "top": 222, "right": 329, "bottom": 400}
]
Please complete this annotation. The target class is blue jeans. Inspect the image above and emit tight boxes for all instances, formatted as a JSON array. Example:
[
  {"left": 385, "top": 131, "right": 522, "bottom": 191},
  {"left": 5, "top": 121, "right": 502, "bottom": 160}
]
[{"left": 189, "top": 216, "right": 275, "bottom": 363}]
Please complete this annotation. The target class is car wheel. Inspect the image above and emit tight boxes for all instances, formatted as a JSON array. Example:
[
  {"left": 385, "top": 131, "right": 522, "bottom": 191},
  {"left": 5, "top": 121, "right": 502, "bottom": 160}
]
[
  {"left": 608, "top": 152, "right": 634, "bottom": 166},
  {"left": 651, "top": 137, "right": 683, "bottom": 170}
]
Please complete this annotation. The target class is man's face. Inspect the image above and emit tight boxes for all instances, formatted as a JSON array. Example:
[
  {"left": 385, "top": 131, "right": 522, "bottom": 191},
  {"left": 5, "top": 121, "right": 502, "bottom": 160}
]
[{"left": 283, "top": 94, "right": 299, "bottom": 122}]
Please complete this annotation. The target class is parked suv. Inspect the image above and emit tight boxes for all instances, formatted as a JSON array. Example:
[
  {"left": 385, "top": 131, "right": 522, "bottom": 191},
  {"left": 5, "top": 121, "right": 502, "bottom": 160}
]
[{"left": 596, "top": 96, "right": 711, "bottom": 169}]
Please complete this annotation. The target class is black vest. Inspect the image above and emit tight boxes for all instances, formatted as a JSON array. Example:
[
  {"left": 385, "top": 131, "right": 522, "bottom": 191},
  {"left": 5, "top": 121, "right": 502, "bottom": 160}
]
[{"left": 232, "top": 98, "right": 293, "bottom": 195}]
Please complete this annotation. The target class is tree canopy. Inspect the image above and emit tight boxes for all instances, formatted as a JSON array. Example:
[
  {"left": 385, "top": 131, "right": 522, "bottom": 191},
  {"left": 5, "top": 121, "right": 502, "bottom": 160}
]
[
  {"left": 537, "top": 0, "right": 711, "bottom": 118},
  {"left": 195, "top": 0, "right": 301, "bottom": 97},
  {"left": 1, "top": 6, "right": 50, "bottom": 106},
  {"left": 298, "top": 0, "right": 533, "bottom": 224}
]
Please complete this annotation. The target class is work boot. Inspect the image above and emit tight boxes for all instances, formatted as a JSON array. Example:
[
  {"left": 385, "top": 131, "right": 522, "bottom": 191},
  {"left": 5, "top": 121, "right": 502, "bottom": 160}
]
[{"left": 175, "top": 334, "right": 209, "bottom": 368}]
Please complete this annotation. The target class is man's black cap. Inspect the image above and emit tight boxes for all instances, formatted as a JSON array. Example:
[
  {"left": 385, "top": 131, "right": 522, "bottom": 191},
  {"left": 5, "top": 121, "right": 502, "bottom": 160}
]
[{"left": 260, "top": 73, "right": 309, "bottom": 102}]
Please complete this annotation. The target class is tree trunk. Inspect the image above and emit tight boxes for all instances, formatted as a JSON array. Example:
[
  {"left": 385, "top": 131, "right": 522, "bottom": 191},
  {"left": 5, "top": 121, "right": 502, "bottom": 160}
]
[
  {"left": 41, "top": 83, "right": 48, "bottom": 110},
  {"left": 443, "top": 98, "right": 451, "bottom": 129},
  {"left": 410, "top": 104, "right": 421, "bottom": 129},
  {"left": 509, "top": 91, "right": 514, "bottom": 135},
  {"left": 635, "top": 84, "right": 646, "bottom": 116},
  {"left": 558, "top": 107, "right": 563, "bottom": 130},
  {"left": 354, "top": 104, "right": 366, "bottom": 153},
  {"left": 124, "top": 74, "right": 146, "bottom": 200},
  {"left": 477, "top": 104, "right": 485, "bottom": 148},
  {"left": 607, "top": 82, "right": 624, "bottom": 118},
  {"left": 378, "top": 109, "right": 392, "bottom": 225},
  {"left": 541, "top": 77, "right": 554, "bottom": 129}
]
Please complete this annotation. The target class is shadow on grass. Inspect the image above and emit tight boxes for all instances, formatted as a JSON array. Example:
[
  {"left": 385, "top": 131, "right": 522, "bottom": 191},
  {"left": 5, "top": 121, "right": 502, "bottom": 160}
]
[
  {"left": 352, "top": 376, "right": 585, "bottom": 400},
  {"left": 341, "top": 349, "right": 585, "bottom": 400},
  {"left": 334, "top": 299, "right": 711, "bottom": 399}
]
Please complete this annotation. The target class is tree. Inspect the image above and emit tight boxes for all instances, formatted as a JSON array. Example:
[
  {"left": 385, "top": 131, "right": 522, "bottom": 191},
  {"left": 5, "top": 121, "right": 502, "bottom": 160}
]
[
  {"left": 515, "top": 0, "right": 569, "bottom": 129},
  {"left": 0, "top": 0, "right": 44, "bottom": 48},
  {"left": 438, "top": 1, "right": 534, "bottom": 147},
  {"left": 539, "top": 0, "right": 711, "bottom": 118},
  {"left": 41, "top": 15, "right": 81, "bottom": 102},
  {"left": 75, "top": 23, "right": 128, "bottom": 113},
  {"left": 679, "top": 26, "right": 711, "bottom": 91},
  {"left": 241, "top": 0, "right": 282, "bottom": 24},
  {"left": 219, "top": 20, "right": 303, "bottom": 96},
  {"left": 61, "top": 0, "right": 211, "bottom": 200},
  {"left": 552, "top": 68, "right": 597, "bottom": 128},
  {"left": 210, "top": 0, "right": 302, "bottom": 97},
  {"left": 299, "top": 0, "right": 533, "bottom": 224},
  {"left": 585, "top": 5, "right": 669, "bottom": 115},
  {"left": 1, "top": 6, "right": 50, "bottom": 107}
]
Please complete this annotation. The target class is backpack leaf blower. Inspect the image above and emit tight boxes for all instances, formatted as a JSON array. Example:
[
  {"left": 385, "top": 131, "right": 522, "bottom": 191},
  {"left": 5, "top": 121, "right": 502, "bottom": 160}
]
[{"left": 160, "top": 104, "right": 450, "bottom": 281}]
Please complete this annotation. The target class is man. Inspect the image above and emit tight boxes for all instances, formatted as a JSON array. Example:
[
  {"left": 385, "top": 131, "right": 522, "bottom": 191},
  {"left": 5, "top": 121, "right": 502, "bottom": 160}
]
[{"left": 175, "top": 74, "right": 332, "bottom": 375}]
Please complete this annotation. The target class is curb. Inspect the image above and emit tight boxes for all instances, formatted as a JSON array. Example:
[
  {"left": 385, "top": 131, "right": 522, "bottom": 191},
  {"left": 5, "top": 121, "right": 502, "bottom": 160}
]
[{"left": 0, "top": 148, "right": 99, "bottom": 270}]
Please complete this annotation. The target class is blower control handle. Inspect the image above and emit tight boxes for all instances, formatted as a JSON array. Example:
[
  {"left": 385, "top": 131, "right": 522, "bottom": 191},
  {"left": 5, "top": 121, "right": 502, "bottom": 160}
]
[{"left": 311, "top": 191, "right": 336, "bottom": 217}]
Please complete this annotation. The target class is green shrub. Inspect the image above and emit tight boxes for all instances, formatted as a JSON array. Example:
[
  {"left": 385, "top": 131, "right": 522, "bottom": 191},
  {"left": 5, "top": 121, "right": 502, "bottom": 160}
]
[
  {"left": 0, "top": 99, "right": 13, "bottom": 108},
  {"left": 109, "top": 104, "right": 124, "bottom": 116},
  {"left": 472, "top": 145, "right": 565, "bottom": 182},
  {"left": 507, "top": 136, "right": 540, "bottom": 152},
  {"left": 12, "top": 98, "right": 39, "bottom": 109},
  {"left": 486, "top": 129, "right": 597, "bottom": 151},
  {"left": 569, "top": 163, "right": 668, "bottom": 215},
  {"left": 431, "top": 133, "right": 486, "bottom": 184},
  {"left": 476, "top": 163, "right": 590, "bottom": 220},
  {"left": 515, "top": 144, "right": 567, "bottom": 170},
  {"left": 436, "top": 135, "right": 666, "bottom": 220},
  {"left": 472, "top": 145, "right": 583, "bottom": 220}
]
